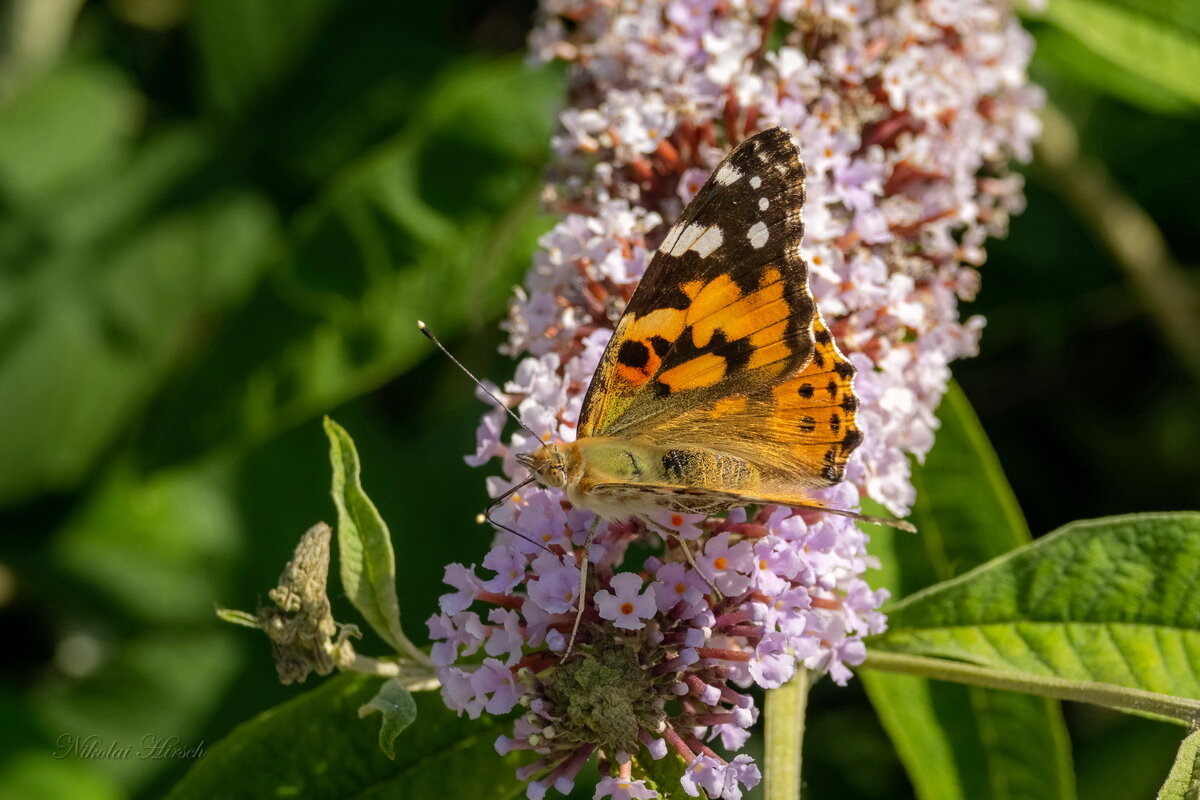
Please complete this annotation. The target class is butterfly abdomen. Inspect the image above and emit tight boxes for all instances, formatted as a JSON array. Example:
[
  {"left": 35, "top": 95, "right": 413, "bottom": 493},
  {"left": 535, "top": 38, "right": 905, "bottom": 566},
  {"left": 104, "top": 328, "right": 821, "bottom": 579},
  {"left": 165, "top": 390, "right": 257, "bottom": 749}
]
[{"left": 564, "top": 437, "right": 761, "bottom": 517}]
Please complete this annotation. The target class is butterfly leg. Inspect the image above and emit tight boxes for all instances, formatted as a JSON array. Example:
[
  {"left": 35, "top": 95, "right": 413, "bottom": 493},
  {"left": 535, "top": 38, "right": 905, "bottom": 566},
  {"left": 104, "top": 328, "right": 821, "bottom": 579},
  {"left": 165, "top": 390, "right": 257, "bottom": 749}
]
[
  {"left": 641, "top": 517, "right": 723, "bottom": 601},
  {"left": 478, "top": 477, "right": 557, "bottom": 552},
  {"left": 564, "top": 514, "right": 601, "bottom": 660}
]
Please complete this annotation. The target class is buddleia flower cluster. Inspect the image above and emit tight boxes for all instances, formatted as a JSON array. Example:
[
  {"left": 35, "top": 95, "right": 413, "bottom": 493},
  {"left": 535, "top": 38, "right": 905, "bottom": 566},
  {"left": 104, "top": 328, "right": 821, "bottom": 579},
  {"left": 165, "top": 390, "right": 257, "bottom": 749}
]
[{"left": 428, "top": 1, "right": 1042, "bottom": 798}]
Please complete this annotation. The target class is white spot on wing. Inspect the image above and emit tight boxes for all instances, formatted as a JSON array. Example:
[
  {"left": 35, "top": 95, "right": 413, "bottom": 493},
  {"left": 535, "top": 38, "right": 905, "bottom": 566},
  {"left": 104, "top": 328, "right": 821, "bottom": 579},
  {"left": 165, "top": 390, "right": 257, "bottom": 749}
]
[
  {"left": 759, "top": 197, "right": 769, "bottom": 210},
  {"left": 750, "top": 176, "right": 762, "bottom": 189},
  {"left": 747, "top": 221, "right": 769, "bottom": 249},
  {"left": 715, "top": 163, "right": 742, "bottom": 185},
  {"left": 692, "top": 226, "right": 724, "bottom": 257},
  {"left": 666, "top": 223, "right": 723, "bottom": 258},
  {"left": 666, "top": 222, "right": 703, "bottom": 256}
]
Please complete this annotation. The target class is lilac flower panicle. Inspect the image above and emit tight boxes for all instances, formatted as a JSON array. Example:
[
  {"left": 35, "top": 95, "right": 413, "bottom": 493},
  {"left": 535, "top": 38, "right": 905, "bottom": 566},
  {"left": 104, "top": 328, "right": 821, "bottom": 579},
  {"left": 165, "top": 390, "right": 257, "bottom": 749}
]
[{"left": 430, "top": 1, "right": 1041, "bottom": 798}]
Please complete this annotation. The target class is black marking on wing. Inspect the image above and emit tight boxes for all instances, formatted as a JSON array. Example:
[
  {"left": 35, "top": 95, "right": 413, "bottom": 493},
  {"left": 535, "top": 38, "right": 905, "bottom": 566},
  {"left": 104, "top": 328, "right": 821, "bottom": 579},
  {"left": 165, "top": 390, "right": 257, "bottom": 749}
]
[
  {"left": 578, "top": 128, "right": 814, "bottom": 437},
  {"left": 619, "top": 340, "right": 651, "bottom": 369}
]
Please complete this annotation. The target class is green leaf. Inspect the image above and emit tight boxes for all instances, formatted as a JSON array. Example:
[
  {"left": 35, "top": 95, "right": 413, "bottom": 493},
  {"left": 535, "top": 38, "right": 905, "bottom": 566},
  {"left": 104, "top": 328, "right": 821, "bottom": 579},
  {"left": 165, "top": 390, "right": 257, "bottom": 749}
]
[
  {"left": 636, "top": 753, "right": 687, "bottom": 800},
  {"left": 359, "top": 678, "right": 418, "bottom": 760},
  {"left": 1158, "top": 728, "right": 1200, "bottom": 800},
  {"left": 192, "top": 0, "right": 339, "bottom": 116},
  {"left": 871, "top": 381, "right": 1030, "bottom": 600},
  {"left": 864, "top": 383, "right": 1074, "bottom": 800},
  {"left": 0, "top": 688, "right": 124, "bottom": 800},
  {"left": 1033, "top": 26, "right": 1196, "bottom": 117},
  {"left": 1027, "top": 0, "right": 1200, "bottom": 110},
  {"left": 0, "top": 188, "right": 277, "bottom": 505},
  {"left": 324, "top": 417, "right": 405, "bottom": 652},
  {"left": 30, "top": 629, "right": 241, "bottom": 787},
  {"left": 51, "top": 461, "right": 242, "bottom": 622},
  {"left": 871, "top": 512, "right": 1200, "bottom": 700},
  {"left": 0, "top": 751, "right": 123, "bottom": 800},
  {"left": 0, "top": 62, "right": 134, "bottom": 203},
  {"left": 135, "top": 58, "right": 560, "bottom": 469},
  {"left": 864, "top": 673, "right": 1073, "bottom": 800},
  {"left": 0, "top": 56, "right": 279, "bottom": 507},
  {"left": 166, "top": 674, "right": 525, "bottom": 800}
]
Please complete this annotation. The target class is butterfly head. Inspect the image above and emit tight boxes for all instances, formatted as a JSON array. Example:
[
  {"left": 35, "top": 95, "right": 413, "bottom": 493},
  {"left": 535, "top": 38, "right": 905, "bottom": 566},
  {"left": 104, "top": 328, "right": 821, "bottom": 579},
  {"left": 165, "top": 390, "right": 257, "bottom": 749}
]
[{"left": 517, "top": 444, "right": 569, "bottom": 489}]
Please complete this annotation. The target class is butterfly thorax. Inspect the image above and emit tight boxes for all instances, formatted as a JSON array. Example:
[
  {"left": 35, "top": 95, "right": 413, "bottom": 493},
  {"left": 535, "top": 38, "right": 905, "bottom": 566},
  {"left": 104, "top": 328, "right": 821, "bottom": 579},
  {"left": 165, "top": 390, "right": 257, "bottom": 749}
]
[{"left": 519, "top": 438, "right": 764, "bottom": 519}]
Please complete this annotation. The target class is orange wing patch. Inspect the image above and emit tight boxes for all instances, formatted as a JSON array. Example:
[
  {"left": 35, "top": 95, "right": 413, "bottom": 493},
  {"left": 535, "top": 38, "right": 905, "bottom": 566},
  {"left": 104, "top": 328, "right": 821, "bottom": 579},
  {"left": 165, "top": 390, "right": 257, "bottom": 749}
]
[
  {"left": 581, "top": 267, "right": 808, "bottom": 436},
  {"left": 688, "top": 268, "right": 786, "bottom": 349},
  {"left": 658, "top": 351, "right": 728, "bottom": 393},
  {"left": 767, "top": 315, "right": 861, "bottom": 484},
  {"left": 611, "top": 308, "right": 687, "bottom": 388},
  {"left": 636, "top": 311, "right": 861, "bottom": 491}
]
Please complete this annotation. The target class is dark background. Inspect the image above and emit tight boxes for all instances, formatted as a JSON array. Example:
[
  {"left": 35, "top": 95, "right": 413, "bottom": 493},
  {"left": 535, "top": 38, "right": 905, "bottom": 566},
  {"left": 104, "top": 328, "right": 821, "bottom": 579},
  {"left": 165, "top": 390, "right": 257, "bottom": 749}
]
[{"left": 0, "top": 1, "right": 1196, "bottom": 798}]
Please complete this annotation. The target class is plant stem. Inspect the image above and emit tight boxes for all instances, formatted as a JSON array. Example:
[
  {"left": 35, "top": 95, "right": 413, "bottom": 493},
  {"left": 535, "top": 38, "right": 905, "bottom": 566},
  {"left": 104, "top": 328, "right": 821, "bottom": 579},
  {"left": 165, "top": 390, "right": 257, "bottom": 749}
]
[
  {"left": 344, "top": 654, "right": 439, "bottom": 690},
  {"left": 764, "top": 669, "right": 811, "bottom": 800},
  {"left": 864, "top": 651, "right": 1200, "bottom": 724}
]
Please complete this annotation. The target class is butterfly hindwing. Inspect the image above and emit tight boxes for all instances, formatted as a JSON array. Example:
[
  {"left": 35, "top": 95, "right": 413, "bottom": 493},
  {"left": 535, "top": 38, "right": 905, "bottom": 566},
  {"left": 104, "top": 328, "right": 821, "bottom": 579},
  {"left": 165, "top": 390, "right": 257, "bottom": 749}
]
[
  {"left": 625, "top": 312, "right": 862, "bottom": 497},
  {"left": 577, "top": 128, "right": 816, "bottom": 439}
]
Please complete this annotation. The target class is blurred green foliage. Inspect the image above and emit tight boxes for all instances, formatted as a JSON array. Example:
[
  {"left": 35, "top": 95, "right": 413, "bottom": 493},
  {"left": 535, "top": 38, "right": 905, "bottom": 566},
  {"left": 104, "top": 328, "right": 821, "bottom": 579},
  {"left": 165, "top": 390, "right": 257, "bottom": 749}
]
[{"left": 0, "top": 1, "right": 1196, "bottom": 799}]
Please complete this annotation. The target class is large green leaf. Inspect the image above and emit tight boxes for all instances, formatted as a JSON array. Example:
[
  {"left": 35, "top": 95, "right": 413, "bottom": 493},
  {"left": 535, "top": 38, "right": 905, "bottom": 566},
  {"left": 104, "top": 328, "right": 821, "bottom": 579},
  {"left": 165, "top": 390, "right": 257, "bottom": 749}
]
[
  {"left": 192, "top": 0, "right": 339, "bottom": 116},
  {"left": 30, "top": 629, "right": 241, "bottom": 788},
  {"left": 871, "top": 512, "right": 1200, "bottom": 699},
  {"left": 863, "top": 383, "right": 1074, "bottom": 800},
  {"left": 136, "top": 58, "right": 560, "bottom": 468},
  {"left": 166, "top": 674, "right": 524, "bottom": 800},
  {"left": 1158, "top": 728, "right": 1200, "bottom": 800},
  {"left": 1027, "top": 0, "right": 1200, "bottom": 110},
  {"left": 0, "top": 187, "right": 277, "bottom": 505},
  {"left": 0, "top": 688, "right": 123, "bottom": 800},
  {"left": 0, "top": 58, "right": 280, "bottom": 507},
  {"left": 191, "top": 0, "right": 460, "bottom": 185},
  {"left": 1033, "top": 27, "right": 1196, "bottom": 117},
  {"left": 0, "top": 62, "right": 133, "bottom": 203},
  {"left": 52, "top": 461, "right": 242, "bottom": 622}
]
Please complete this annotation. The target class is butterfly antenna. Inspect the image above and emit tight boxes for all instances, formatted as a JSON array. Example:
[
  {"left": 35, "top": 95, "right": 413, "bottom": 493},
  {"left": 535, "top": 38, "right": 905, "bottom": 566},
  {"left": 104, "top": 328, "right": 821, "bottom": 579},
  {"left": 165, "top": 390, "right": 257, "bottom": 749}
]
[{"left": 417, "top": 320, "right": 542, "bottom": 442}]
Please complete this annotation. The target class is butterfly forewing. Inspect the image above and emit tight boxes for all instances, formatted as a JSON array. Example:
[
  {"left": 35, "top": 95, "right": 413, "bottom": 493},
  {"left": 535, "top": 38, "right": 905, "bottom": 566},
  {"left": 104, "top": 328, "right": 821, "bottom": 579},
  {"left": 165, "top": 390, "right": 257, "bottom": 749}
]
[{"left": 577, "top": 128, "right": 816, "bottom": 439}]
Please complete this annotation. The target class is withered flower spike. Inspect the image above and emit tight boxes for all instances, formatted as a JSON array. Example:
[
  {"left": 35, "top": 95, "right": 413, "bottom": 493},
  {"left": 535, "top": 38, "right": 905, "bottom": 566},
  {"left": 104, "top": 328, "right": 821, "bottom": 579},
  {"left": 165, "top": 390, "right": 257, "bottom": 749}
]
[{"left": 256, "top": 522, "right": 356, "bottom": 685}]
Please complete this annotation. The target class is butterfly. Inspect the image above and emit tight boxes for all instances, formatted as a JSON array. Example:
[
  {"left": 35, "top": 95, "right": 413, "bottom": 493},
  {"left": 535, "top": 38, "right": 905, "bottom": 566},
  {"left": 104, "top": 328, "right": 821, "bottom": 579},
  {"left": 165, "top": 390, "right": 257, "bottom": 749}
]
[{"left": 515, "top": 127, "right": 912, "bottom": 535}]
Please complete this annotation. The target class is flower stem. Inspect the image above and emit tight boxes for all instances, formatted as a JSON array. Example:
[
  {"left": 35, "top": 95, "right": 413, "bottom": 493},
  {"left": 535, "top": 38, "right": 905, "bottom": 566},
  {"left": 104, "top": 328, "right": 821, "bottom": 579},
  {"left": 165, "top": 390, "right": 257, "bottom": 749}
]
[
  {"left": 764, "top": 669, "right": 811, "bottom": 800},
  {"left": 345, "top": 654, "right": 440, "bottom": 691},
  {"left": 864, "top": 651, "right": 1200, "bottom": 724}
]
